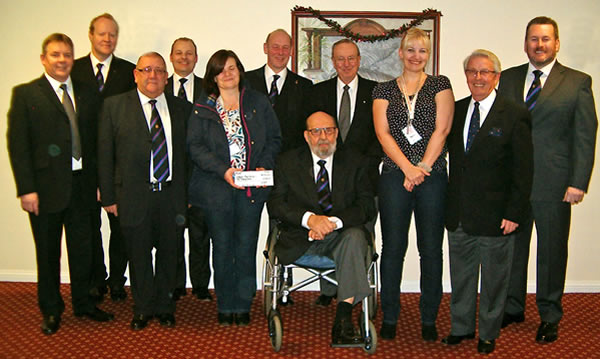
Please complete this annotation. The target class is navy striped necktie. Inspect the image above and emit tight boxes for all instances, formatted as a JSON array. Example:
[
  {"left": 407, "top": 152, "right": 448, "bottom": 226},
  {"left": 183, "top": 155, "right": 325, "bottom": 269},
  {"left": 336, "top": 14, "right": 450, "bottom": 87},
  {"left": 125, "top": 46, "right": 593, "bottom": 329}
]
[
  {"left": 525, "top": 70, "right": 543, "bottom": 111},
  {"left": 316, "top": 160, "right": 332, "bottom": 214},
  {"left": 149, "top": 99, "right": 169, "bottom": 182}
]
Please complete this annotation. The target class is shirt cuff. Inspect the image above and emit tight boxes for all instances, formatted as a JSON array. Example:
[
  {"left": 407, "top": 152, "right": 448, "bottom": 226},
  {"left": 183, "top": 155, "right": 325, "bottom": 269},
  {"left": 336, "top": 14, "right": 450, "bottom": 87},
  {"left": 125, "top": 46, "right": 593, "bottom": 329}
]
[{"left": 301, "top": 211, "right": 314, "bottom": 229}]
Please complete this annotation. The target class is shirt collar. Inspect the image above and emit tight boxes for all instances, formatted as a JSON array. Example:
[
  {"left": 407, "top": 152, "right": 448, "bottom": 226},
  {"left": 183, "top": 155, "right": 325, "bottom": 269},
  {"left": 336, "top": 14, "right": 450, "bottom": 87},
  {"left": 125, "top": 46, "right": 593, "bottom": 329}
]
[
  {"left": 137, "top": 89, "right": 167, "bottom": 106},
  {"left": 337, "top": 75, "right": 358, "bottom": 92},
  {"left": 90, "top": 53, "right": 113, "bottom": 70},
  {"left": 527, "top": 58, "right": 556, "bottom": 77},
  {"left": 44, "top": 73, "right": 72, "bottom": 92},
  {"left": 173, "top": 72, "right": 194, "bottom": 83},
  {"left": 470, "top": 89, "right": 496, "bottom": 110},
  {"left": 310, "top": 150, "right": 334, "bottom": 167},
  {"left": 264, "top": 65, "right": 287, "bottom": 82}
]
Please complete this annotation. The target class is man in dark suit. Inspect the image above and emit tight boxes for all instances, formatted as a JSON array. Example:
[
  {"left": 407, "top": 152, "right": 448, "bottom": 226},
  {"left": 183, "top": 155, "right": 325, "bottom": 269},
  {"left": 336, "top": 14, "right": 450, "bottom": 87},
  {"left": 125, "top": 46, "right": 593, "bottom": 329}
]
[
  {"left": 98, "top": 52, "right": 191, "bottom": 330},
  {"left": 165, "top": 37, "right": 211, "bottom": 302},
  {"left": 246, "top": 29, "right": 313, "bottom": 153},
  {"left": 441, "top": 49, "right": 533, "bottom": 355},
  {"left": 497, "top": 16, "right": 598, "bottom": 343},
  {"left": 71, "top": 13, "right": 136, "bottom": 303},
  {"left": 268, "top": 111, "right": 376, "bottom": 346},
  {"left": 7, "top": 33, "right": 115, "bottom": 335},
  {"left": 305, "top": 38, "right": 381, "bottom": 305}
]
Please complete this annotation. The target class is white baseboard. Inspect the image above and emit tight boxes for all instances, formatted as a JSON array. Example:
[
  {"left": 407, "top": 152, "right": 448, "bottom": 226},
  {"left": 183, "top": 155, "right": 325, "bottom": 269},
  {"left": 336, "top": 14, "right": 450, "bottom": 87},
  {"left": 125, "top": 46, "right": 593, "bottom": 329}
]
[{"left": 2, "top": 271, "right": 599, "bottom": 293}]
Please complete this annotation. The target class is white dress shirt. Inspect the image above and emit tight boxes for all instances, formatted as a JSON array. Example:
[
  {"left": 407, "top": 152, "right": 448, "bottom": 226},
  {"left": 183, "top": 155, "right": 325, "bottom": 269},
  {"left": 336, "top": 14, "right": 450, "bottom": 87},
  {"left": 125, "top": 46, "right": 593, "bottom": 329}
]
[
  {"left": 336, "top": 75, "right": 358, "bottom": 124},
  {"left": 264, "top": 66, "right": 287, "bottom": 95},
  {"left": 172, "top": 72, "right": 195, "bottom": 103},
  {"left": 523, "top": 59, "right": 556, "bottom": 101},
  {"left": 90, "top": 53, "right": 113, "bottom": 82},
  {"left": 463, "top": 90, "right": 497, "bottom": 150},
  {"left": 137, "top": 90, "right": 173, "bottom": 182}
]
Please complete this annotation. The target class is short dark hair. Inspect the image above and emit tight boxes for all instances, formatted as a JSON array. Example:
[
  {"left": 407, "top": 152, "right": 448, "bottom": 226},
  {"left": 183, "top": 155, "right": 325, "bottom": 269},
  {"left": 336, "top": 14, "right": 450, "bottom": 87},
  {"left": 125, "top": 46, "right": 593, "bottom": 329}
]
[
  {"left": 170, "top": 37, "right": 197, "bottom": 55},
  {"left": 331, "top": 38, "right": 360, "bottom": 58},
  {"left": 203, "top": 50, "right": 245, "bottom": 97},
  {"left": 526, "top": 16, "right": 559, "bottom": 39},
  {"left": 89, "top": 13, "right": 119, "bottom": 34},
  {"left": 42, "top": 33, "right": 74, "bottom": 55}
]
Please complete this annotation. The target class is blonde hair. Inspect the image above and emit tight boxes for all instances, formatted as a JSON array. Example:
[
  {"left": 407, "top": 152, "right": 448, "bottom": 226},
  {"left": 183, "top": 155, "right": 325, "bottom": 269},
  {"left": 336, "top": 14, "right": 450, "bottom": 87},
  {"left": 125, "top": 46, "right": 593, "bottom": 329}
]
[{"left": 400, "top": 28, "right": 431, "bottom": 53}]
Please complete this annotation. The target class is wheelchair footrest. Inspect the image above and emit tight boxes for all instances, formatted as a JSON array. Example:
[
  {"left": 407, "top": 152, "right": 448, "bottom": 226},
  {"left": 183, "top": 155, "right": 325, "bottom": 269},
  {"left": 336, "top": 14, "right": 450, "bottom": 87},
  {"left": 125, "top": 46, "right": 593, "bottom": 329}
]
[{"left": 330, "top": 341, "right": 367, "bottom": 348}]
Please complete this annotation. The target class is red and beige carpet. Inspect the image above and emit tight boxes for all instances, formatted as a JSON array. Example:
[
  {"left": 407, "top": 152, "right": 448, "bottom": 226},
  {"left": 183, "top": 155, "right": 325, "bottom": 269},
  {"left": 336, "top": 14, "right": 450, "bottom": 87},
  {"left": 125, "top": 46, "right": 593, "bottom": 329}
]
[{"left": 0, "top": 282, "right": 598, "bottom": 358}]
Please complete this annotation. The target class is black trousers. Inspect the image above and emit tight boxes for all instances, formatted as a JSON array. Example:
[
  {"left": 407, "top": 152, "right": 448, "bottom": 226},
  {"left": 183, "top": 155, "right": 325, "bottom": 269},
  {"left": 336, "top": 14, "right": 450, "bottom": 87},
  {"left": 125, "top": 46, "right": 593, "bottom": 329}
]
[
  {"left": 90, "top": 205, "right": 128, "bottom": 290},
  {"left": 121, "top": 187, "right": 181, "bottom": 316},
  {"left": 176, "top": 205, "right": 211, "bottom": 291},
  {"left": 29, "top": 173, "right": 95, "bottom": 316}
]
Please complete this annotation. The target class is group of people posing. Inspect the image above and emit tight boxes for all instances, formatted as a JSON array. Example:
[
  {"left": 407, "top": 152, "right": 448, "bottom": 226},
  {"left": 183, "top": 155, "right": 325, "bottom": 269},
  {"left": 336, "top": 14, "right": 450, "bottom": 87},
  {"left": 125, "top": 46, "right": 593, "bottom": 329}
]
[{"left": 6, "top": 12, "right": 597, "bottom": 356}]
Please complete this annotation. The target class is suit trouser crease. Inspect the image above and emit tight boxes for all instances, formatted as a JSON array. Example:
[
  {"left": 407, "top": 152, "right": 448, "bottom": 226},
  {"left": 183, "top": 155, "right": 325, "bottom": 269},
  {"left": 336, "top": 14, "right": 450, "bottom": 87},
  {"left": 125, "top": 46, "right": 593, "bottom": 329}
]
[{"left": 448, "top": 225, "right": 514, "bottom": 340}]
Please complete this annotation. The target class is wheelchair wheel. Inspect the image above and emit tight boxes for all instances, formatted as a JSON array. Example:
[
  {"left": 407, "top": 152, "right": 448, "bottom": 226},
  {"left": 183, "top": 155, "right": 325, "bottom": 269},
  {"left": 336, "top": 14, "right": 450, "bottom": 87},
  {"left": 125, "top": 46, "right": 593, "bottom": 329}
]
[
  {"left": 365, "top": 245, "right": 378, "bottom": 319},
  {"left": 262, "top": 229, "right": 279, "bottom": 317},
  {"left": 358, "top": 311, "right": 377, "bottom": 354},
  {"left": 268, "top": 312, "right": 283, "bottom": 352}
]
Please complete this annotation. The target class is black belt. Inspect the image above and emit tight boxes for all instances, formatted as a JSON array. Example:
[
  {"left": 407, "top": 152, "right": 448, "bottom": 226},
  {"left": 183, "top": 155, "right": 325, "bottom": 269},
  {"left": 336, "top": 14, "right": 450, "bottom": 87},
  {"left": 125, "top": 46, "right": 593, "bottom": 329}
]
[{"left": 149, "top": 181, "right": 171, "bottom": 192}]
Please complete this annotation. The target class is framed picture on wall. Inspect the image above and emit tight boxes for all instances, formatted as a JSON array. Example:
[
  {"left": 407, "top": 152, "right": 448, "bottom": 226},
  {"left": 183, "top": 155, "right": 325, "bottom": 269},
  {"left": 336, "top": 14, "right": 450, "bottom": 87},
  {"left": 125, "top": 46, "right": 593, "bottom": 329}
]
[{"left": 291, "top": 9, "right": 442, "bottom": 84}]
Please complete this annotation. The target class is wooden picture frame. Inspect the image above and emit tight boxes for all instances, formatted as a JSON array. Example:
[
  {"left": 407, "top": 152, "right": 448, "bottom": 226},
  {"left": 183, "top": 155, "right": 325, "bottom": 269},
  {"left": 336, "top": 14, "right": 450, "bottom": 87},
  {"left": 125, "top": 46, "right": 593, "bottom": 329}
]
[{"left": 291, "top": 10, "right": 442, "bottom": 84}]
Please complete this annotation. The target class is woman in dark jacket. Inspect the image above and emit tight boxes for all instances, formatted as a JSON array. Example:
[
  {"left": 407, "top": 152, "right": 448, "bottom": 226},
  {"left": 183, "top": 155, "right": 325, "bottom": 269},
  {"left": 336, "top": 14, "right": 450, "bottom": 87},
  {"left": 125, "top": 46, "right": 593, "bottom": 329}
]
[{"left": 187, "top": 50, "right": 281, "bottom": 326}]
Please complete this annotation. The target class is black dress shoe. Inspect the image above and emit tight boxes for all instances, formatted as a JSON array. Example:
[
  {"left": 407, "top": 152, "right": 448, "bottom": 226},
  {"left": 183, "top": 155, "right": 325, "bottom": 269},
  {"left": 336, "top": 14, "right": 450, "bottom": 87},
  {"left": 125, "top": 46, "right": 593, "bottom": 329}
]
[
  {"left": 478, "top": 339, "right": 495, "bottom": 354},
  {"left": 110, "top": 287, "right": 127, "bottom": 302},
  {"left": 536, "top": 321, "right": 558, "bottom": 343},
  {"left": 172, "top": 287, "right": 187, "bottom": 301},
  {"left": 331, "top": 318, "right": 362, "bottom": 345},
  {"left": 192, "top": 288, "right": 212, "bottom": 301},
  {"left": 131, "top": 314, "right": 152, "bottom": 330},
  {"left": 41, "top": 315, "right": 61, "bottom": 335},
  {"left": 74, "top": 307, "right": 115, "bottom": 322},
  {"left": 234, "top": 313, "right": 250, "bottom": 326},
  {"left": 422, "top": 324, "right": 438, "bottom": 342},
  {"left": 218, "top": 313, "right": 234, "bottom": 326},
  {"left": 89, "top": 287, "right": 105, "bottom": 303},
  {"left": 157, "top": 313, "right": 176, "bottom": 327},
  {"left": 441, "top": 333, "right": 476, "bottom": 345},
  {"left": 501, "top": 312, "right": 525, "bottom": 328},
  {"left": 380, "top": 323, "right": 396, "bottom": 340},
  {"left": 315, "top": 294, "right": 334, "bottom": 306}
]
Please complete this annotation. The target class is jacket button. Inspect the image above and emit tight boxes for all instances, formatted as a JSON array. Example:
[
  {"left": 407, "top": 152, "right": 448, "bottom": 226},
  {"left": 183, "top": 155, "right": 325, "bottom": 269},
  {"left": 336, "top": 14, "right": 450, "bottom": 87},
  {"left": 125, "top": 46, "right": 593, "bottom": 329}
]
[
  {"left": 251, "top": 141, "right": 255, "bottom": 145},
  {"left": 194, "top": 110, "right": 198, "bottom": 114},
  {"left": 251, "top": 199, "right": 255, "bottom": 203}
]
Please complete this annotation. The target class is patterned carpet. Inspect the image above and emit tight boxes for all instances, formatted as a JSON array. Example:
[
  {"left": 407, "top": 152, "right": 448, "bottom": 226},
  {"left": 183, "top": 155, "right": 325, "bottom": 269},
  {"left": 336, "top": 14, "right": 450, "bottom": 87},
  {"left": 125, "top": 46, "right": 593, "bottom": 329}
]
[{"left": 0, "top": 282, "right": 598, "bottom": 358}]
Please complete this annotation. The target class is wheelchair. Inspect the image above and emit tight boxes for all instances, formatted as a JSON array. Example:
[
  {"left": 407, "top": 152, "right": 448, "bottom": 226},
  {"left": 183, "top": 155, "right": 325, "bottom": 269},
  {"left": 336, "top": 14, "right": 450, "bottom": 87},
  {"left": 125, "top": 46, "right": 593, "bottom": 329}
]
[{"left": 261, "top": 225, "right": 379, "bottom": 354}]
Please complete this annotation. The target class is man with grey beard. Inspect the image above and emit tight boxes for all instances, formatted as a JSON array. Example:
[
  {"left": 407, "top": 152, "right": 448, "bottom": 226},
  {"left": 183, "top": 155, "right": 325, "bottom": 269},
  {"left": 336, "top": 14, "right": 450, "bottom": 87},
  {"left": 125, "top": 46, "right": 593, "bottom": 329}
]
[{"left": 267, "top": 111, "right": 376, "bottom": 346}]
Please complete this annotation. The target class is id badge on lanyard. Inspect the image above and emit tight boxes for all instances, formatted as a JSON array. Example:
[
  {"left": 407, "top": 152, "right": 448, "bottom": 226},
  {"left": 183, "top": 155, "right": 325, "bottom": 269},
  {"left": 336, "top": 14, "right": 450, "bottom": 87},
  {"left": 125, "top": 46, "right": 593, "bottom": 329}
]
[{"left": 400, "top": 77, "right": 423, "bottom": 145}]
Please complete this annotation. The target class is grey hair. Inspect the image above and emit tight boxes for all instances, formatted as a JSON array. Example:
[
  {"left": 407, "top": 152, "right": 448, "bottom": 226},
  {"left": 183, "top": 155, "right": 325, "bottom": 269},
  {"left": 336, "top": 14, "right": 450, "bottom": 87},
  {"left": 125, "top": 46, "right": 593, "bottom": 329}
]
[{"left": 463, "top": 49, "right": 501, "bottom": 73}]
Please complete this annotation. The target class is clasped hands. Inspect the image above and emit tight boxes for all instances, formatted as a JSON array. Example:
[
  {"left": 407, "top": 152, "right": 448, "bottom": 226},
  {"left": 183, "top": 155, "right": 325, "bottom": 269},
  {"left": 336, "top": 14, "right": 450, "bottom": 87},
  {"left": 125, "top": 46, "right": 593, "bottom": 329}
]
[
  {"left": 307, "top": 214, "right": 337, "bottom": 241},
  {"left": 403, "top": 165, "right": 430, "bottom": 192}
]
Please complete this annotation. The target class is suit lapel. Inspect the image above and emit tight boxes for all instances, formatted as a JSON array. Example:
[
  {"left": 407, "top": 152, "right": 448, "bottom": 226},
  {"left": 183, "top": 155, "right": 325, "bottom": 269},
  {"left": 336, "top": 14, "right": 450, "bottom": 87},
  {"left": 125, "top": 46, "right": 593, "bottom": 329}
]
[
  {"left": 330, "top": 151, "right": 348, "bottom": 208},
  {"left": 328, "top": 78, "right": 339, "bottom": 119},
  {"left": 297, "top": 148, "right": 320, "bottom": 207},
  {"left": 534, "top": 62, "right": 565, "bottom": 110},
  {"left": 37, "top": 75, "right": 68, "bottom": 118},
  {"left": 468, "top": 95, "right": 505, "bottom": 153}
]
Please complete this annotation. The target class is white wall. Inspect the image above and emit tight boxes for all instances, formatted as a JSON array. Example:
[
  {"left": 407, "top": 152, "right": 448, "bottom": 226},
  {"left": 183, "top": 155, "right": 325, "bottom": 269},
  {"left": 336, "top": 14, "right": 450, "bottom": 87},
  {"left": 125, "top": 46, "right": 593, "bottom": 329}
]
[{"left": 1, "top": 0, "right": 598, "bottom": 292}]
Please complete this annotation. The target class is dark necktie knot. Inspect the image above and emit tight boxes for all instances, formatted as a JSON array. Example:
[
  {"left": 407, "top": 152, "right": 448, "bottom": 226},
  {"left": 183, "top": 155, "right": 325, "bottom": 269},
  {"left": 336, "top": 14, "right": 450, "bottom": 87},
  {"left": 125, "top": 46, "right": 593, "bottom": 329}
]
[
  {"left": 318, "top": 159, "right": 326, "bottom": 168},
  {"left": 149, "top": 99, "right": 157, "bottom": 107},
  {"left": 343, "top": 84, "right": 349, "bottom": 92},
  {"left": 60, "top": 83, "right": 68, "bottom": 91},
  {"left": 533, "top": 70, "right": 543, "bottom": 80},
  {"left": 179, "top": 78, "right": 187, "bottom": 85}
]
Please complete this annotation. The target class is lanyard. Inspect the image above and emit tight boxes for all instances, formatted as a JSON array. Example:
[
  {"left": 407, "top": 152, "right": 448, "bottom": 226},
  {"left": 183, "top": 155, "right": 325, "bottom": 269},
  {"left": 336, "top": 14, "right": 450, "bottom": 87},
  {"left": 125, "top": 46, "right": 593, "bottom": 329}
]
[{"left": 399, "top": 73, "right": 426, "bottom": 128}]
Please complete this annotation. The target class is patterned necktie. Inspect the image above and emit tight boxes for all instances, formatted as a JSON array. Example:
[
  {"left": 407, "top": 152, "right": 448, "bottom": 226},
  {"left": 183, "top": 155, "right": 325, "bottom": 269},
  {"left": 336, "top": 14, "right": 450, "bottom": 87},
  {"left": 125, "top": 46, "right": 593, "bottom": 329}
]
[
  {"left": 149, "top": 99, "right": 170, "bottom": 182},
  {"left": 338, "top": 85, "right": 351, "bottom": 141},
  {"left": 178, "top": 78, "right": 188, "bottom": 101},
  {"left": 316, "top": 160, "right": 332, "bottom": 214},
  {"left": 525, "top": 70, "right": 543, "bottom": 111},
  {"left": 465, "top": 101, "right": 480, "bottom": 152},
  {"left": 96, "top": 63, "right": 104, "bottom": 92},
  {"left": 269, "top": 74, "right": 280, "bottom": 106},
  {"left": 59, "top": 84, "right": 82, "bottom": 160}
]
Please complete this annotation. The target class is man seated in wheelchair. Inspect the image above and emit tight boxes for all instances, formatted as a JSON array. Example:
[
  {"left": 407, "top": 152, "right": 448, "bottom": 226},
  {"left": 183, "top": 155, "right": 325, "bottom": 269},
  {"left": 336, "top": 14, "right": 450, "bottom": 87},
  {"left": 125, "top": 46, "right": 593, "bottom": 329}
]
[{"left": 267, "top": 111, "right": 376, "bottom": 345}]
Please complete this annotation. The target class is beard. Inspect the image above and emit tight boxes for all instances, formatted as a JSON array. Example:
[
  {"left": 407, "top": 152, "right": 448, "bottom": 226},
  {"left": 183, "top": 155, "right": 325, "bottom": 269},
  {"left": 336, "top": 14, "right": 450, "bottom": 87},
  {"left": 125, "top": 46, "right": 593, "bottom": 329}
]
[{"left": 311, "top": 138, "right": 337, "bottom": 158}]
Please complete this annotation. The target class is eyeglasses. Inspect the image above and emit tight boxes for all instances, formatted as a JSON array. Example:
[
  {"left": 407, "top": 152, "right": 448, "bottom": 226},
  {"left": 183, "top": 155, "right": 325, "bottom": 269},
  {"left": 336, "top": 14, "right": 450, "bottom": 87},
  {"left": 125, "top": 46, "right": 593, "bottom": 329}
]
[
  {"left": 136, "top": 67, "right": 167, "bottom": 75},
  {"left": 465, "top": 69, "right": 497, "bottom": 78},
  {"left": 334, "top": 56, "right": 358, "bottom": 64},
  {"left": 307, "top": 127, "right": 337, "bottom": 136}
]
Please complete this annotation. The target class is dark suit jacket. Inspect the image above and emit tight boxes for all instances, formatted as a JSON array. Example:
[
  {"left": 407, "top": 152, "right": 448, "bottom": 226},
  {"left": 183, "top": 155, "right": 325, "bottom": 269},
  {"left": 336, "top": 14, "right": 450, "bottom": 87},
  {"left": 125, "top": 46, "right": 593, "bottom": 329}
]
[
  {"left": 245, "top": 66, "right": 313, "bottom": 152},
  {"left": 98, "top": 90, "right": 191, "bottom": 227},
  {"left": 306, "top": 75, "right": 382, "bottom": 191},
  {"left": 498, "top": 62, "right": 597, "bottom": 201},
  {"left": 165, "top": 75, "right": 203, "bottom": 103},
  {"left": 445, "top": 94, "right": 533, "bottom": 236},
  {"left": 71, "top": 54, "right": 136, "bottom": 100},
  {"left": 7, "top": 75, "right": 100, "bottom": 213},
  {"left": 267, "top": 146, "right": 376, "bottom": 264}
]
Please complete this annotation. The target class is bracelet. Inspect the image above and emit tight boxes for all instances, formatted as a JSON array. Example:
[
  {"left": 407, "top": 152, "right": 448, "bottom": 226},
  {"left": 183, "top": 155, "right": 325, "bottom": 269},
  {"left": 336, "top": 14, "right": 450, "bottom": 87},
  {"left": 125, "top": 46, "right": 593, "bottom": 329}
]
[{"left": 417, "top": 162, "right": 432, "bottom": 173}]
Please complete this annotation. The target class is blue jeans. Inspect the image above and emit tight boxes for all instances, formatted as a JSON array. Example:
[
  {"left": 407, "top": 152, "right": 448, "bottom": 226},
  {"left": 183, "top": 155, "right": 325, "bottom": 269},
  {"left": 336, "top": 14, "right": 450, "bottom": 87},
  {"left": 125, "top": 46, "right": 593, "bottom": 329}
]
[
  {"left": 379, "top": 167, "right": 447, "bottom": 326},
  {"left": 205, "top": 190, "right": 264, "bottom": 314}
]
